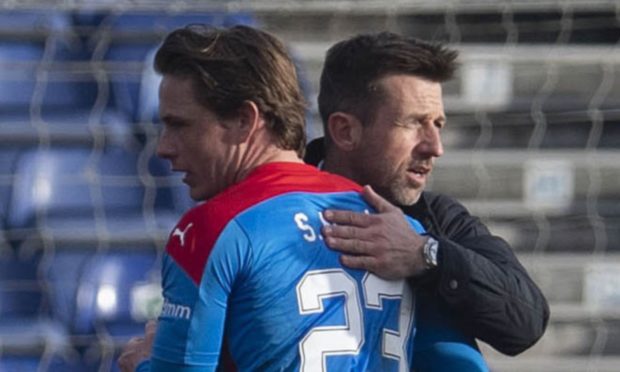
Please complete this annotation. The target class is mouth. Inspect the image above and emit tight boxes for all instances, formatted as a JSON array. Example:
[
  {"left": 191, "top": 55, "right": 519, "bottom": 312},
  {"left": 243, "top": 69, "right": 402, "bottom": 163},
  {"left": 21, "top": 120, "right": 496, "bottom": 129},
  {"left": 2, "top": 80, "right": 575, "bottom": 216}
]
[
  {"left": 406, "top": 165, "right": 431, "bottom": 184},
  {"left": 408, "top": 164, "right": 431, "bottom": 176}
]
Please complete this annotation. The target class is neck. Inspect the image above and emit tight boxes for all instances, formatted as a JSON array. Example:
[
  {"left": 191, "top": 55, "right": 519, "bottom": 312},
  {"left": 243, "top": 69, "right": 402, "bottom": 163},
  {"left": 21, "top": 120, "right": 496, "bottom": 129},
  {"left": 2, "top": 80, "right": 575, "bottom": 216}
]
[
  {"left": 322, "top": 148, "right": 360, "bottom": 183},
  {"left": 233, "top": 130, "right": 302, "bottom": 184},
  {"left": 237, "top": 148, "right": 302, "bottom": 181}
]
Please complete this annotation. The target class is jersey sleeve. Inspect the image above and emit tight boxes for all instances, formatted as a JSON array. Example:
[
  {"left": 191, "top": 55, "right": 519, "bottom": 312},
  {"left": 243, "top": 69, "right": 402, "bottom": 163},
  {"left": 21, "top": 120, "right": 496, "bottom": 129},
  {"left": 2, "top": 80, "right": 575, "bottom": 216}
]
[{"left": 149, "top": 217, "right": 251, "bottom": 370}]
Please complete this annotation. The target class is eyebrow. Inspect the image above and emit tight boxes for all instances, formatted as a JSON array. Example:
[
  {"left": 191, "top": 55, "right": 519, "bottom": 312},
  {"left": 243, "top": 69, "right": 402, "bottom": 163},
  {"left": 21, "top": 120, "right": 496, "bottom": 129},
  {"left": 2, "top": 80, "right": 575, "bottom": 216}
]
[
  {"left": 406, "top": 112, "right": 445, "bottom": 122},
  {"left": 160, "top": 114, "right": 184, "bottom": 125}
]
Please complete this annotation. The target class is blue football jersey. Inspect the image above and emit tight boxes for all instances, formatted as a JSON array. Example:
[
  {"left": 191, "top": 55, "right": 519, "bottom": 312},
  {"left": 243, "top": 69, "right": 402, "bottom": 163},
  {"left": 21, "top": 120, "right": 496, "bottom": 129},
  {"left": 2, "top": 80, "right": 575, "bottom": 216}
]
[
  {"left": 412, "top": 289, "right": 489, "bottom": 372},
  {"left": 143, "top": 162, "right": 424, "bottom": 371}
]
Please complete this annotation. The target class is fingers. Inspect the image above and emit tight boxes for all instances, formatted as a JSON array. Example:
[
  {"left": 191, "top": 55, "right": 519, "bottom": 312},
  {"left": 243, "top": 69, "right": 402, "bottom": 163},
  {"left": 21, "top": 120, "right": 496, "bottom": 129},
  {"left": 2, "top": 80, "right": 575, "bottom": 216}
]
[
  {"left": 118, "top": 337, "right": 145, "bottom": 372},
  {"left": 340, "top": 255, "right": 376, "bottom": 272},
  {"left": 122, "top": 336, "right": 146, "bottom": 357},
  {"left": 324, "top": 234, "right": 373, "bottom": 255},
  {"left": 323, "top": 209, "right": 373, "bottom": 227},
  {"left": 145, "top": 320, "right": 157, "bottom": 337},
  {"left": 362, "top": 185, "right": 398, "bottom": 213},
  {"left": 118, "top": 352, "right": 133, "bottom": 372},
  {"left": 144, "top": 320, "right": 157, "bottom": 351},
  {"left": 125, "top": 336, "right": 145, "bottom": 349},
  {"left": 322, "top": 223, "right": 370, "bottom": 241},
  {"left": 322, "top": 185, "right": 397, "bottom": 227}
]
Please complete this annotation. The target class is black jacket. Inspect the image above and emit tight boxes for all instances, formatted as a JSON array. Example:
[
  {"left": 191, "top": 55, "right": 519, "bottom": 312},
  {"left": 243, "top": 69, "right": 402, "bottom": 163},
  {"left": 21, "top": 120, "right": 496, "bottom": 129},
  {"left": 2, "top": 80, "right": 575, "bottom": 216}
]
[{"left": 305, "top": 138, "right": 550, "bottom": 356}]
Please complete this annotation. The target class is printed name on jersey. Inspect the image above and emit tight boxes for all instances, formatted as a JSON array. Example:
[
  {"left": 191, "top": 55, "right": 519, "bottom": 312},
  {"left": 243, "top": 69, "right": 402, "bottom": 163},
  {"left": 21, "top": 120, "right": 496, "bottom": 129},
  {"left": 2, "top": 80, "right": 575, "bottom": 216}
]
[
  {"left": 294, "top": 209, "right": 370, "bottom": 243},
  {"left": 294, "top": 211, "right": 329, "bottom": 242}
]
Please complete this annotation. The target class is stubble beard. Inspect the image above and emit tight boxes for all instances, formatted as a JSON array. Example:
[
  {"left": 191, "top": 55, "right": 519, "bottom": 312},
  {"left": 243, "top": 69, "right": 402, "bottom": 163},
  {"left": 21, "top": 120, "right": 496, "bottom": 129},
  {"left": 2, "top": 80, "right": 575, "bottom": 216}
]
[
  {"left": 385, "top": 174, "right": 423, "bottom": 207},
  {"left": 363, "top": 168, "right": 423, "bottom": 207},
  {"left": 354, "top": 155, "right": 424, "bottom": 207}
]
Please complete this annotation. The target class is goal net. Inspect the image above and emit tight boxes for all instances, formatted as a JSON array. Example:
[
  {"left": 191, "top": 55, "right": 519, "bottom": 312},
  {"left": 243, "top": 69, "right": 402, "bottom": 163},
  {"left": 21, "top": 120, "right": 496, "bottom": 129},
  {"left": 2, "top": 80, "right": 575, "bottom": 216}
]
[{"left": 0, "top": 1, "right": 619, "bottom": 371}]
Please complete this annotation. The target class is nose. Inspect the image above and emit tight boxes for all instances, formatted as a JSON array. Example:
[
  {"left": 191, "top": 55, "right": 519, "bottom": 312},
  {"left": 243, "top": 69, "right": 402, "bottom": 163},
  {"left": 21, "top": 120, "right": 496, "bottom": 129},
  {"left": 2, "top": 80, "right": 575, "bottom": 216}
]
[
  {"left": 156, "top": 128, "right": 175, "bottom": 160},
  {"left": 419, "top": 126, "right": 444, "bottom": 158}
]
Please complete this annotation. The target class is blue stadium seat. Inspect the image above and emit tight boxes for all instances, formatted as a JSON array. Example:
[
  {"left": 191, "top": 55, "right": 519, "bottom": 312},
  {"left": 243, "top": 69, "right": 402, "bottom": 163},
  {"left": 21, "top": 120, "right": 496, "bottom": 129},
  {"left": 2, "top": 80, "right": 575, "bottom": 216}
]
[
  {"left": 0, "top": 250, "right": 68, "bottom": 358},
  {"left": 0, "top": 45, "right": 97, "bottom": 113},
  {"left": 44, "top": 247, "right": 95, "bottom": 333},
  {"left": 78, "top": 11, "right": 256, "bottom": 123},
  {"left": 0, "top": 10, "right": 132, "bottom": 145},
  {"left": 0, "top": 110, "right": 133, "bottom": 146},
  {"left": 0, "top": 353, "right": 88, "bottom": 372},
  {"left": 0, "top": 148, "right": 20, "bottom": 225},
  {"left": 71, "top": 248, "right": 160, "bottom": 340},
  {"left": 0, "top": 11, "right": 90, "bottom": 112},
  {"left": 0, "top": 252, "right": 44, "bottom": 319},
  {"left": 0, "top": 356, "right": 41, "bottom": 372},
  {"left": 5, "top": 147, "right": 180, "bottom": 245},
  {"left": 0, "top": 10, "right": 71, "bottom": 33},
  {"left": 39, "top": 244, "right": 161, "bottom": 370}
]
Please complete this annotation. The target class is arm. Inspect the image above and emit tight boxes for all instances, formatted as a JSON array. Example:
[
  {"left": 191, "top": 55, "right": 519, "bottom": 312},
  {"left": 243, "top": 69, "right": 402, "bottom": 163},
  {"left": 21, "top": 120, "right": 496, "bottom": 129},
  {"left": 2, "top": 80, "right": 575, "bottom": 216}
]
[
  {"left": 118, "top": 253, "right": 228, "bottom": 371},
  {"left": 118, "top": 320, "right": 213, "bottom": 371},
  {"left": 118, "top": 258, "right": 234, "bottom": 372},
  {"left": 421, "top": 192, "right": 549, "bottom": 355},
  {"left": 118, "top": 212, "right": 248, "bottom": 371},
  {"left": 322, "top": 187, "right": 549, "bottom": 355}
]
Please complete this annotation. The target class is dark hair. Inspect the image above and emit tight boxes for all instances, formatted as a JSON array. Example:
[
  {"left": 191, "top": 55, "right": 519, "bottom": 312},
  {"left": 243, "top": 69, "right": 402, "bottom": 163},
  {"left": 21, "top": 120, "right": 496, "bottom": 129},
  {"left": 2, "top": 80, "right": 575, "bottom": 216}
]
[
  {"left": 155, "top": 24, "right": 306, "bottom": 156},
  {"left": 318, "top": 32, "right": 458, "bottom": 128}
]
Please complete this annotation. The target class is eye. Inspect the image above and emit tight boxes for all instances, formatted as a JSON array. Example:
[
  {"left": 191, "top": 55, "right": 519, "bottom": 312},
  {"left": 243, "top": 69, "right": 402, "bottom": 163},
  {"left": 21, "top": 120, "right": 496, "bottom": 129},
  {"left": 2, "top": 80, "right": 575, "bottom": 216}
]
[
  {"left": 165, "top": 118, "right": 189, "bottom": 131},
  {"left": 393, "top": 119, "right": 415, "bottom": 129}
]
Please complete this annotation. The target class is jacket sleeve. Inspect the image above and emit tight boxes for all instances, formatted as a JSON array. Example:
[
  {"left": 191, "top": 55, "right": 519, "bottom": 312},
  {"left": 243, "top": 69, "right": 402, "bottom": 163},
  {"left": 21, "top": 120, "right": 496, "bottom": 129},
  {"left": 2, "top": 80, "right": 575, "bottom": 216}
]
[{"left": 420, "top": 193, "right": 550, "bottom": 356}]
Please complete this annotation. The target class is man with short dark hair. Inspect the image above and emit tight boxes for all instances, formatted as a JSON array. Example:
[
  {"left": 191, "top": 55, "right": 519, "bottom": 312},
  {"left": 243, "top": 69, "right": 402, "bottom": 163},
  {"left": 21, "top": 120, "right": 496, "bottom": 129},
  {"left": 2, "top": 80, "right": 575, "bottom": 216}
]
[{"left": 306, "top": 32, "right": 549, "bottom": 363}]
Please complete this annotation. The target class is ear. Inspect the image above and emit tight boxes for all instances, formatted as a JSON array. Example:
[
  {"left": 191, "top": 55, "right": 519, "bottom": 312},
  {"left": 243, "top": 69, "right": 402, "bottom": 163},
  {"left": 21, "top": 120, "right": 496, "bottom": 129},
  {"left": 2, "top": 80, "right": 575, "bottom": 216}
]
[
  {"left": 233, "top": 100, "right": 262, "bottom": 143},
  {"left": 326, "top": 112, "right": 363, "bottom": 152}
]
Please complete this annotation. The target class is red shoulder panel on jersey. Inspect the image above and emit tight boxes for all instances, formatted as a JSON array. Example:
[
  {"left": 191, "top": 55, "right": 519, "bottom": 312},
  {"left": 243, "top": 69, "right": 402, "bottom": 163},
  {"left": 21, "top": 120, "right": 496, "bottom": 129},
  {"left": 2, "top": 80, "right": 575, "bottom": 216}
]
[{"left": 166, "top": 162, "right": 362, "bottom": 284}]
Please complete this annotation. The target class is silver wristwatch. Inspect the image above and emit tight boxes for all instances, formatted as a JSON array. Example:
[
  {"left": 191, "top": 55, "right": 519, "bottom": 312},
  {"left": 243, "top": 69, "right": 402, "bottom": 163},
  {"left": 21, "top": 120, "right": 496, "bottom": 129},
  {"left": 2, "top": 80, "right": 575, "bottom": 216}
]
[{"left": 423, "top": 236, "right": 439, "bottom": 269}]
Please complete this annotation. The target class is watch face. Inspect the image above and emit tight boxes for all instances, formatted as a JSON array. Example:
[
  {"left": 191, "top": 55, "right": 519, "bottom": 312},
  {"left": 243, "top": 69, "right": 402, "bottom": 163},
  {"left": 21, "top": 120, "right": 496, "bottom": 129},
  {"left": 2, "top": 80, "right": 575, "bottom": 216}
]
[{"left": 424, "top": 237, "right": 439, "bottom": 268}]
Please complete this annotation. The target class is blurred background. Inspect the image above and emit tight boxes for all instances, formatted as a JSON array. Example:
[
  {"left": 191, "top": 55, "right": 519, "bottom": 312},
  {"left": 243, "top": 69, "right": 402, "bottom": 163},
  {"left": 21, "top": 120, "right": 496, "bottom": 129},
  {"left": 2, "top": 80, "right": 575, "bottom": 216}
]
[{"left": 0, "top": 0, "right": 619, "bottom": 371}]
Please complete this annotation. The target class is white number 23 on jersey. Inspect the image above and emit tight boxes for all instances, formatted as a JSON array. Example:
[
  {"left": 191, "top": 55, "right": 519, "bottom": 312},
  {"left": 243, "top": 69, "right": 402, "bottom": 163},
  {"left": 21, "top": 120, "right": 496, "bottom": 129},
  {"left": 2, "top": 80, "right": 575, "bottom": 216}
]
[{"left": 296, "top": 269, "right": 414, "bottom": 372}]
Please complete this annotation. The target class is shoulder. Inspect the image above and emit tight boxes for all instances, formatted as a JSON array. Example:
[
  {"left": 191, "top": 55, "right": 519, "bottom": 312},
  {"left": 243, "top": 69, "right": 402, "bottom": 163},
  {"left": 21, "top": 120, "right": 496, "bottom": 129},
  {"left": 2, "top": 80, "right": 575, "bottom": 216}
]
[
  {"left": 421, "top": 191, "right": 471, "bottom": 218},
  {"left": 419, "top": 191, "right": 492, "bottom": 239},
  {"left": 164, "top": 202, "right": 236, "bottom": 284},
  {"left": 169, "top": 163, "right": 363, "bottom": 246},
  {"left": 408, "top": 191, "right": 483, "bottom": 238},
  {"left": 422, "top": 191, "right": 465, "bottom": 210}
]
